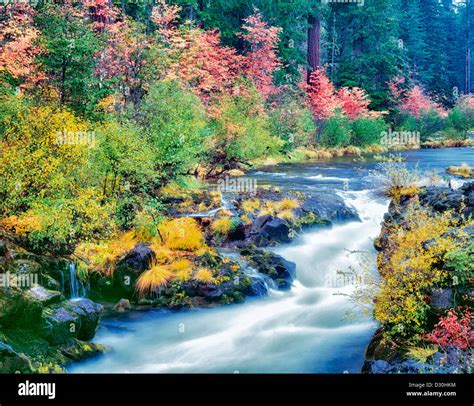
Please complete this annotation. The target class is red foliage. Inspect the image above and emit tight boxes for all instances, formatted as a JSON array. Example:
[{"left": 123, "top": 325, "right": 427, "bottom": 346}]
[
  {"left": 388, "top": 76, "right": 444, "bottom": 118},
  {"left": 0, "top": 4, "right": 44, "bottom": 89},
  {"left": 151, "top": 0, "right": 181, "bottom": 43},
  {"left": 84, "top": 0, "right": 118, "bottom": 32},
  {"left": 336, "top": 87, "right": 372, "bottom": 119},
  {"left": 426, "top": 308, "right": 473, "bottom": 350},
  {"left": 240, "top": 11, "right": 282, "bottom": 98},
  {"left": 165, "top": 28, "right": 244, "bottom": 102},
  {"left": 304, "top": 68, "right": 340, "bottom": 120}
]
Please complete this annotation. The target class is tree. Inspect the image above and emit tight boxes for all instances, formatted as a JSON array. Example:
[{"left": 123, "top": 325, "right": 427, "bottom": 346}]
[
  {"left": 0, "top": 3, "right": 44, "bottom": 91},
  {"left": 240, "top": 10, "right": 282, "bottom": 98}
]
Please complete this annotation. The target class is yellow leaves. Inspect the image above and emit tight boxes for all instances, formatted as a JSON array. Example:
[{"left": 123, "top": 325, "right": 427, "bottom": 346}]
[
  {"left": 74, "top": 231, "right": 139, "bottom": 276},
  {"left": 0, "top": 211, "right": 42, "bottom": 236},
  {"left": 407, "top": 346, "right": 439, "bottom": 363},
  {"left": 374, "top": 203, "right": 468, "bottom": 335}
]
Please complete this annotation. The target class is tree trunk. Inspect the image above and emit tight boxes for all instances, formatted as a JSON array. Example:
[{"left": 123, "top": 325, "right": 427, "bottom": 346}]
[
  {"left": 307, "top": 14, "right": 321, "bottom": 82},
  {"left": 466, "top": 0, "right": 471, "bottom": 93}
]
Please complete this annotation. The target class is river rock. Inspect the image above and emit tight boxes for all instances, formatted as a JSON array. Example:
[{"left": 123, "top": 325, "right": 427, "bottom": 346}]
[
  {"left": 0, "top": 342, "right": 32, "bottom": 373},
  {"left": 251, "top": 215, "right": 292, "bottom": 245},
  {"left": 245, "top": 276, "right": 269, "bottom": 296},
  {"left": 25, "top": 286, "right": 63, "bottom": 307},
  {"left": 115, "top": 244, "right": 156, "bottom": 295},
  {"left": 240, "top": 249, "right": 296, "bottom": 290},
  {"left": 41, "top": 298, "right": 103, "bottom": 345},
  {"left": 114, "top": 298, "right": 132, "bottom": 313},
  {"left": 300, "top": 192, "right": 360, "bottom": 222},
  {"left": 430, "top": 288, "right": 454, "bottom": 311}
]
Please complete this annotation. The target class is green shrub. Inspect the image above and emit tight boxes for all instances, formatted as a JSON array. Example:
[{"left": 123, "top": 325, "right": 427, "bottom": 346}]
[
  {"left": 444, "top": 241, "right": 474, "bottom": 286},
  {"left": 351, "top": 117, "right": 388, "bottom": 146},
  {"left": 268, "top": 100, "right": 316, "bottom": 152},
  {"left": 210, "top": 83, "right": 282, "bottom": 165},
  {"left": 319, "top": 115, "right": 351, "bottom": 147},
  {"left": 140, "top": 81, "right": 210, "bottom": 180}
]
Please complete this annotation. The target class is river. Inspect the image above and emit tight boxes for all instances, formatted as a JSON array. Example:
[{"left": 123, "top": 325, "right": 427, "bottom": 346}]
[{"left": 69, "top": 147, "right": 473, "bottom": 373}]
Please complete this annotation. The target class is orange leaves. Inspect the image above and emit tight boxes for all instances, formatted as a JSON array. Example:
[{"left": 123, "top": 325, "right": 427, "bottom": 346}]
[
  {"left": 0, "top": 4, "right": 44, "bottom": 88},
  {"left": 240, "top": 11, "right": 282, "bottom": 98}
]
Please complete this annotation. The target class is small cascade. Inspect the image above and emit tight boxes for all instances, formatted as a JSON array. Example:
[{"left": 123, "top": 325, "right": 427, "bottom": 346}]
[{"left": 69, "top": 262, "right": 85, "bottom": 300}]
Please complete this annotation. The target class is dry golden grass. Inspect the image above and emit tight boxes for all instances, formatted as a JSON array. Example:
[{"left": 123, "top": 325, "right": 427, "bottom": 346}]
[
  {"left": 194, "top": 268, "right": 216, "bottom": 284},
  {"left": 446, "top": 163, "right": 473, "bottom": 178},
  {"left": 210, "top": 217, "right": 233, "bottom": 235},
  {"left": 157, "top": 218, "right": 204, "bottom": 251},
  {"left": 136, "top": 263, "right": 174, "bottom": 296}
]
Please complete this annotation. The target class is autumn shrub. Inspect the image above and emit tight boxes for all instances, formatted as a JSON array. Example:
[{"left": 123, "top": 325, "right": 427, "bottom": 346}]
[
  {"left": 350, "top": 117, "right": 387, "bottom": 147},
  {"left": 374, "top": 205, "right": 463, "bottom": 338},
  {"left": 0, "top": 101, "right": 92, "bottom": 216},
  {"left": 20, "top": 190, "right": 114, "bottom": 254},
  {"left": 426, "top": 307, "right": 472, "bottom": 350},
  {"left": 74, "top": 231, "right": 139, "bottom": 276}
]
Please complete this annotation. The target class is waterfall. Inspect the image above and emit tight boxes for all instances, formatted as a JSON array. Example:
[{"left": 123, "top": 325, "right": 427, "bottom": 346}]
[{"left": 69, "top": 262, "right": 85, "bottom": 299}]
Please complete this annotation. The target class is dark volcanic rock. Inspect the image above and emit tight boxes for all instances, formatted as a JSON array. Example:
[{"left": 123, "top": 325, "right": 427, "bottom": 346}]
[
  {"left": 0, "top": 342, "right": 32, "bottom": 373},
  {"left": 42, "top": 298, "right": 103, "bottom": 345},
  {"left": 301, "top": 192, "right": 360, "bottom": 222},
  {"left": 430, "top": 288, "right": 454, "bottom": 311},
  {"left": 240, "top": 249, "right": 296, "bottom": 290},
  {"left": 115, "top": 244, "right": 156, "bottom": 295},
  {"left": 251, "top": 215, "right": 292, "bottom": 245}
]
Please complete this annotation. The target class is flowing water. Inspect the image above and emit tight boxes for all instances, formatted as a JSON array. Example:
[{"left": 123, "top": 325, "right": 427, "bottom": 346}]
[{"left": 69, "top": 148, "right": 473, "bottom": 373}]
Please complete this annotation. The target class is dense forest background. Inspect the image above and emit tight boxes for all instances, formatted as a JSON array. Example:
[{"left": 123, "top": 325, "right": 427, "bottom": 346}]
[{"left": 0, "top": 0, "right": 473, "bottom": 255}]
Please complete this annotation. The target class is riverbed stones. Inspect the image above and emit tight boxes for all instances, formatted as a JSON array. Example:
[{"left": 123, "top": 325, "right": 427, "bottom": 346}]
[
  {"left": 115, "top": 243, "right": 156, "bottom": 295},
  {"left": 240, "top": 249, "right": 296, "bottom": 290},
  {"left": 0, "top": 342, "right": 32, "bottom": 373}
]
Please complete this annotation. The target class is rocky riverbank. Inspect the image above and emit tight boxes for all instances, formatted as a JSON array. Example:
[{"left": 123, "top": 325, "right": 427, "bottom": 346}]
[
  {"left": 0, "top": 185, "right": 359, "bottom": 372},
  {"left": 363, "top": 181, "right": 473, "bottom": 373}
]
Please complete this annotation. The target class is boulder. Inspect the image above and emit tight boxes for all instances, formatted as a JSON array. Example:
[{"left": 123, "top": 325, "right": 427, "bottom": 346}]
[
  {"left": 115, "top": 244, "right": 156, "bottom": 295},
  {"left": 244, "top": 277, "right": 269, "bottom": 297},
  {"left": 25, "top": 286, "right": 63, "bottom": 307},
  {"left": 430, "top": 288, "right": 454, "bottom": 311},
  {"left": 228, "top": 221, "right": 246, "bottom": 241},
  {"left": 114, "top": 298, "right": 131, "bottom": 313},
  {"left": 42, "top": 298, "right": 103, "bottom": 345},
  {"left": 251, "top": 215, "right": 292, "bottom": 245},
  {"left": 0, "top": 342, "right": 32, "bottom": 373},
  {"left": 240, "top": 249, "right": 296, "bottom": 290},
  {"left": 300, "top": 192, "right": 360, "bottom": 222}
]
